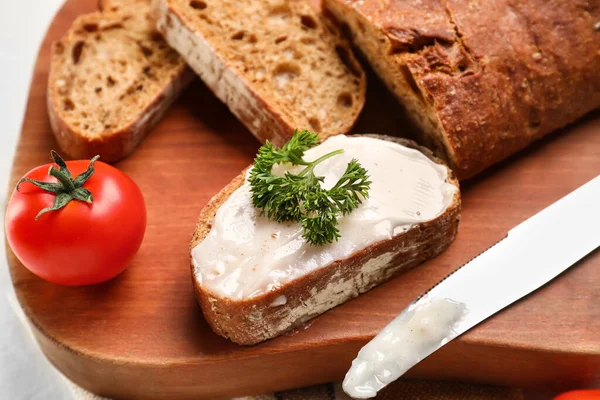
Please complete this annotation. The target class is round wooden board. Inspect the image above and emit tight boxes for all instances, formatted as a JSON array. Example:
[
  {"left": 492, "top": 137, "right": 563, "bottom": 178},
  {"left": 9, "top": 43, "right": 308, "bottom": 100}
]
[{"left": 7, "top": 0, "right": 600, "bottom": 398}]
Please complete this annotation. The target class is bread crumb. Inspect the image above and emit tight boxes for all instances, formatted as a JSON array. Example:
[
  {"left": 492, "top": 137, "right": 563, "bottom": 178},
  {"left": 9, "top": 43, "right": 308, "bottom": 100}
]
[
  {"left": 594, "top": 22, "right": 600, "bottom": 31},
  {"left": 532, "top": 52, "right": 542, "bottom": 61}
]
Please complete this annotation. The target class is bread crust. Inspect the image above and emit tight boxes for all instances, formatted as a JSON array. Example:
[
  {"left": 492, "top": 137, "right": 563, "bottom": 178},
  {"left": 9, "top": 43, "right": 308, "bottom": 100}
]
[
  {"left": 190, "top": 135, "right": 461, "bottom": 345},
  {"left": 323, "top": 0, "right": 600, "bottom": 180},
  {"left": 47, "top": 9, "right": 194, "bottom": 163},
  {"left": 152, "top": 0, "right": 367, "bottom": 147}
]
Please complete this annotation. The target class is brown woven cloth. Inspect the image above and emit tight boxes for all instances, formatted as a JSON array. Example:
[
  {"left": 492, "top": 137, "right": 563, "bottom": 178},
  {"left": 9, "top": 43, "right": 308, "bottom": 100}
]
[{"left": 236, "top": 381, "right": 524, "bottom": 400}]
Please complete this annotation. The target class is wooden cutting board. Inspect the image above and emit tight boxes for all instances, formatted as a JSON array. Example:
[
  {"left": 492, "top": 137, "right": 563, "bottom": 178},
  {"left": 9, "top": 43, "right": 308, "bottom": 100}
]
[{"left": 7, "top": 0, "right": 600, "bottom": 398}]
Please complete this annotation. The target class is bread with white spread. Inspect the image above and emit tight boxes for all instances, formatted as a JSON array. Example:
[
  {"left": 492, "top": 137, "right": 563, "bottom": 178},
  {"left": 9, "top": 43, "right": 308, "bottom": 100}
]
[
  {"left": 152, "top": 0, "right": 366, "bottom": 146},
  {"left": 190, "top": 134, "right": 461, "bottom": 345}
]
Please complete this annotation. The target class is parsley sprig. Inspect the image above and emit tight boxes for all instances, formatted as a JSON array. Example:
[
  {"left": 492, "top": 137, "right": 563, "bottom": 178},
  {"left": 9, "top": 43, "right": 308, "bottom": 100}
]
[{"left": 249, "top": 130, "right": 371, "bottom": 246}]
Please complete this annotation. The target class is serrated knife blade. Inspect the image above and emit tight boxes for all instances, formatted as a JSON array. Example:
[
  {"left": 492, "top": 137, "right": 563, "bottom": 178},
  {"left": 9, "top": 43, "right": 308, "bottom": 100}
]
[{"left": 343, "top": 175, "right": 600, "bottom": 399}]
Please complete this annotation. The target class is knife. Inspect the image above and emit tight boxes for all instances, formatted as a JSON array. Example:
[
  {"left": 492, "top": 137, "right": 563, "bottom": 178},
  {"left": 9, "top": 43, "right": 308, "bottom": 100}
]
[{"left": 343, "top": 175, "right": 600, "bottom": 399}]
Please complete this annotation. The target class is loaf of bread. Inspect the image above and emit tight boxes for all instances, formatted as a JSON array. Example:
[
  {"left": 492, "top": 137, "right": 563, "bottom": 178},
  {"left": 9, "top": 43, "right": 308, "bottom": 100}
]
[
  {"left": 152, "top": 0, "right": 366, "bottom": 146},
  {"left": 324, "top": 0, "right": 600, "bottom": 179},
  {"left": 48, "top": 0, "right": 194, "bottom": 162},
  {"left": 190, "top": 135, "right": 461, "bottom": 345}
]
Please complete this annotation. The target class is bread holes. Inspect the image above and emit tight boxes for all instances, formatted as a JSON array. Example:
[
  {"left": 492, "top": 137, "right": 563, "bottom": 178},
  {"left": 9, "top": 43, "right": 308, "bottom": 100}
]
[
  {"left": 248, "top": 34, "right": 258, "bottom": 44},
  {"left": 102, "top": 23, "right": 123, "bottom": 31},
  {"left": 139, "top": 44, "right": 154, "bottom": 58},
  {"left": 273, "top": 62, "right": 301, "bottom": 88},
  {"left": 95, "top": 87, "right": 102, "bottom": 94},
  {"left": 231, "top": 31, "right": 245, "bottom": 40},
  {"left": 335, "top": 45, "right": 361, "bottom": 77},
  {"left": 165, "top": 14, "right": 174, "bottom": 28},
  {"left": 337, "top": 93, "right": 353, "bottom": 108},
  {"left": 63, "top": 99, "right": 75, "bottom": 111},
  {"left": 199, "top": 14, "right": 212, "bottom": 23},
  {"left": 300, "top": 15, "right": 317, "bottom": 30},
  {"left": 83, "top": 23, "right": 98, "bottom": 33},
  {"left": 300, "top": 37, "right": 316, "bottom": 45},
  {"left": 55, "top": 42, "right": 65, "bottom": 55},
  {"left": 143, "top": 66, "right": 155, "bottom": 79},
  {"left": 268, "top": 4, "right": 291, "bottom": 26},
  {"left": 150, "top": 32, "right": 163, "bottom": 42},
  {"left": 283, "top": 47, "right": 302, "bottom": 60},
  {"left": 71, "top": 41, "right": 84, "bottom": 65},
  {"left": 107, "top": 76, "right": 116, "bottom": 87},
  {"left": 94, "top": 34, "right": 102, "bottom": 41},
  {"left": 123, "top": 85, "right": 137, "bottom": 97},
  {"left": 189, "top": 0, "right": 207, "bottom": 10},
  {"left": 308, "top": 117, "right": 321, "bottom": 132},
  {"left": 275, "top": 36, "right": 287, "bottom": 44}
]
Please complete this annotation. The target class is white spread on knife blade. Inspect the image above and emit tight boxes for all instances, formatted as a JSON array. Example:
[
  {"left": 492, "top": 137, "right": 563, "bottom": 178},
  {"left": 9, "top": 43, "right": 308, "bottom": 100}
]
[
  {"left": 343, "top": 297, "right": 467, "bottom": 398},
  {"left": 192, "top": 135, "right": 457, "bottom": 300}
]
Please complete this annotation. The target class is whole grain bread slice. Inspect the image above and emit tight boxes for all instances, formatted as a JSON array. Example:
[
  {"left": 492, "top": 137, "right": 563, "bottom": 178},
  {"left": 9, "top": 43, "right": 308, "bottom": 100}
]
[
  {"left": 48, "top": 1, "right": 194, "bottom": 162},
  {"left": 190, "top": 135, "right": 461, "bottom": 345},
  {"left": 152, "top": 0, "right": 366, "bottom": 147}
]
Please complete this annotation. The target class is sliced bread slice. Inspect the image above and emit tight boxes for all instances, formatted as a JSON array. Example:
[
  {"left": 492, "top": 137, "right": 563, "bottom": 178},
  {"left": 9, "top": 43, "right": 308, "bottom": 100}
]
[
  {"left": 152, "top": 0, "right": 366, "bottom": 146},
  {"left": 48, "top": 1, "right": 194, "bottom": 162},
  {"left": 190, "top": 135, "right": 461, "bottom": 345}
]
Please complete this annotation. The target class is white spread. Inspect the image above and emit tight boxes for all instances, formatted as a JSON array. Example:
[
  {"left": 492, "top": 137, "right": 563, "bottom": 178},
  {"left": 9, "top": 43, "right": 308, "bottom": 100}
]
[
  {"left": 343, "top": 297, "right": 467, "bottom": 398},
  {"left": 191, "top": 135, "right": 457, "bottom": 300}
]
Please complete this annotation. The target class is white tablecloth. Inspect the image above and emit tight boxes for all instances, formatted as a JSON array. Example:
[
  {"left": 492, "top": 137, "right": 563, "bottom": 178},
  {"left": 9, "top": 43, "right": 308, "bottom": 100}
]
[{"left": 0, "top": 1, "right": 80, "bottom": 398}]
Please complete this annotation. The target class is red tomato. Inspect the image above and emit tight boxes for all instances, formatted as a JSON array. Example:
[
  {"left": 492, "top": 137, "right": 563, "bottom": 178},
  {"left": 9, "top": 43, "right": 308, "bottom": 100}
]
[
  {"left": 554, "top": 390, "right": 600, "bottom": 400},
  {"left": 5, "top": 153, "right": 146, "bottom": 285}
]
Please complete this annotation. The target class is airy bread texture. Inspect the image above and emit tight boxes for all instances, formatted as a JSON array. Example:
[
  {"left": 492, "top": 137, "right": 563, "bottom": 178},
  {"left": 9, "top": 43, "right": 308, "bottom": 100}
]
[
  {"left": 99, "top": 0, "right": 149, "bottom": 12},
  {"left": 152, "top": 0, "right": 366, "bottom": 146},
  {"left": 191, "top": 135, "right": 461, "bottom": 345},
  {"left": 48, "top": 1, "right": 194, "bottom": 162},
  {"left": 323, "top": 0, "right": 600, "bottom": 180}
]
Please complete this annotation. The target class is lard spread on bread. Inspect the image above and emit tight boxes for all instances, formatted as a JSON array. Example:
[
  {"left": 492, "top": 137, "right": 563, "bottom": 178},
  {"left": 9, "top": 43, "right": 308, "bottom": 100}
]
[{"left": 192, "top": 135, "right": 457, "bottom": 300}]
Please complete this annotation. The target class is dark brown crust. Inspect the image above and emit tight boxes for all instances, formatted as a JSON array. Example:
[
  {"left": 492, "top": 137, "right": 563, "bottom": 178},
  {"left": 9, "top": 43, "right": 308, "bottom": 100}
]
[
  {"left": 153, "top": 0, "right": 367, "bottom": 147},
  {"left": 190, "top": 135, "right": 461, "bottom": 345},
  {"left": 47, "top": 9, "right": 195, "bottom": 163},
  {"left": 324, "top": 0, "right": 600, "bottom": 180}
]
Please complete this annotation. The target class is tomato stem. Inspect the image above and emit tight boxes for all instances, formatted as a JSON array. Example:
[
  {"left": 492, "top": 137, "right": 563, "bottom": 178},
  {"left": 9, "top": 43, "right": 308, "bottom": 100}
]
[{"left": 16, "top": 152, "right": 100, "bottom": 220}]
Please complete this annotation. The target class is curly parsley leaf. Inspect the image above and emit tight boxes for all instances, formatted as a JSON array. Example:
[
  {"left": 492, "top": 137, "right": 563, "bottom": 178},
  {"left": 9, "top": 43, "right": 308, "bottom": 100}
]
[{"left": 248, "top": 130, "right": 371, "bottom": 246}]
